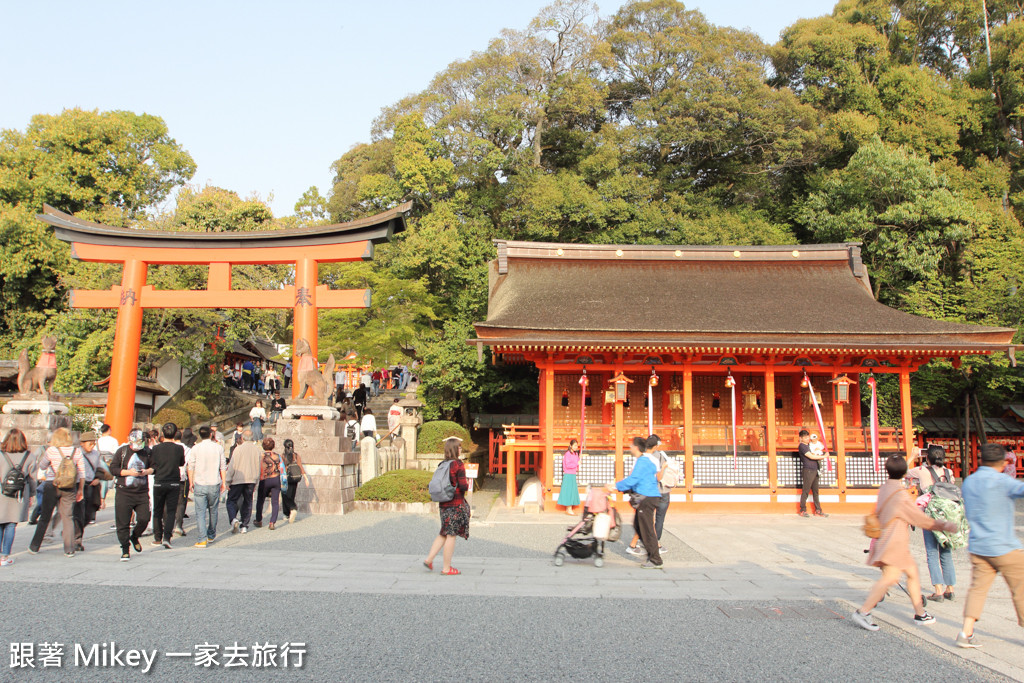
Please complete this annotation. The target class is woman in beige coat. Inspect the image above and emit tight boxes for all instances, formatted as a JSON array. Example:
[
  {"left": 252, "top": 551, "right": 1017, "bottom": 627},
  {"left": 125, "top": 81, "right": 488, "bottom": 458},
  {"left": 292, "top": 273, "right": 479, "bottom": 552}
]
[{"left": 851, "top": 456, "right": 957, "bottom": 631}]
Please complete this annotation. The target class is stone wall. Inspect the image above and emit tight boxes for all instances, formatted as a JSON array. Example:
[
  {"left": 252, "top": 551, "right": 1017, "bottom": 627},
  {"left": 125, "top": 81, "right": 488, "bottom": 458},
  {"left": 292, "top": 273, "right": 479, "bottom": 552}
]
[
  {"left": 275, "top": 417, "right": 358, "bottom": 515},
  {"left": 0, "top": 412, "right": 72, "bottom": 450}
]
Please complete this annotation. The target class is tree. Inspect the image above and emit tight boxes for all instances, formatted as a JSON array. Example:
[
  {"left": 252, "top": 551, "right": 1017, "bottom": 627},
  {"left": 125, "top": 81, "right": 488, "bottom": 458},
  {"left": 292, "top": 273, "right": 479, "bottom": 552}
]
[{"left": 0, "top": 108, "right": 195, "bottom": 353}]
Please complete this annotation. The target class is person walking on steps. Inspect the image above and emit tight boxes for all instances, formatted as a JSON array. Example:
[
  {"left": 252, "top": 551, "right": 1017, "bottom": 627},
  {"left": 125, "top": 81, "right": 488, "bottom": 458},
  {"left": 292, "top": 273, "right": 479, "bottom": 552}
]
[
  {"left": 423, "top": 437, "right": 470, "bottom": 576},
  {"left": 851, "top": 455, "right": 957, "bottom": 632},
  {"left": 110, "top": 430, "right": 153, "bottom": 562},
  {"left": 254, "top": 438, "right": 282, "bottom": 530},
  {"left": 280, "top": 439, "right": 304, "bottom": 523}
]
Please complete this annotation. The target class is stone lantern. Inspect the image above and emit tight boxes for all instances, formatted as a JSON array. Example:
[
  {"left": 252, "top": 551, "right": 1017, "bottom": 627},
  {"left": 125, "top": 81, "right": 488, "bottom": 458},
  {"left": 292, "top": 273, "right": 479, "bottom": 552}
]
[{"left": 397, "top": 392, "right": 424, "bottom": 468}]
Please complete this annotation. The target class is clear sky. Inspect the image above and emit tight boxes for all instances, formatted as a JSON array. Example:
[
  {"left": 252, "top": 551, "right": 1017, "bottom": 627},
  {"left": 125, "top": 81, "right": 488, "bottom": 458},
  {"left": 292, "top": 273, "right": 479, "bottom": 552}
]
[{"left": 0, "top": 1, "right": 838, "bottom": 218}]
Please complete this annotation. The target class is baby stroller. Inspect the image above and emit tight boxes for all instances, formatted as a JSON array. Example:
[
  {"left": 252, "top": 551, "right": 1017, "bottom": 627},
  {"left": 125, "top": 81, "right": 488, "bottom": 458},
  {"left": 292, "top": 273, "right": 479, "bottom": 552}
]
[{"left": 554, "top": 487, "right": 622, "bottom": 568}]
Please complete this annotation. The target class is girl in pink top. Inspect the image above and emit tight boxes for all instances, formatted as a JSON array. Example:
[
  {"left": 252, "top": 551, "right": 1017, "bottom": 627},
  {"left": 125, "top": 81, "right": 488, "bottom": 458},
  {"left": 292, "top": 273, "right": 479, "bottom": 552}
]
[{"left": 557, "top": 439, "right": 582, "bottom": 515}]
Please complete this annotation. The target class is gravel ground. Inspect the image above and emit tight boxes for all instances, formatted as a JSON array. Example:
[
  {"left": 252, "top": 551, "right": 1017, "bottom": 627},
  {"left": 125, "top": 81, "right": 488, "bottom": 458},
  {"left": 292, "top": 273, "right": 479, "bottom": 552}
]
[{"left": 1, "top": 585, "right": 1008, "bottom": 683}]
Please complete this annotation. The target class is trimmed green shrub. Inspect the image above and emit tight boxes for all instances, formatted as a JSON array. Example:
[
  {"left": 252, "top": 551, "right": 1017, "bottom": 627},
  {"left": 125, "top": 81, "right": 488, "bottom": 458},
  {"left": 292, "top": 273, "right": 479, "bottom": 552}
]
[
  {"left": 154, "top": 408, "right": 190, "bottom": 431},
  {"left": 180, "top": 399, "right": 212, "bottom": 420},
  {"left": 354, "top": 469, "right": 433, "bottom": 503},
  {"left": 416, "top": 420, "right": 471, "bottom": 454}
]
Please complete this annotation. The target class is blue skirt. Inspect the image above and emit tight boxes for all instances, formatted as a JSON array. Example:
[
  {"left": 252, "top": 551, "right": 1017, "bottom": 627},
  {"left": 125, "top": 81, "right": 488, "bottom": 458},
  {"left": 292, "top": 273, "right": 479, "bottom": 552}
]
[{"left": 557, "top": 473, "right": 580, "bottom": 506}]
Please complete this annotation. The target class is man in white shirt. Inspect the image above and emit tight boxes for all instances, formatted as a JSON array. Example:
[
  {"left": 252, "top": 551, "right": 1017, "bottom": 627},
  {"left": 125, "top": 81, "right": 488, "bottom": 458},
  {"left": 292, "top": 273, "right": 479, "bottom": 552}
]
[
  {"left": 97, "top": 423, "right": 120, "bottom": 456},
  {"left": 360, "top": 409, "right": 377, "bottom": 439},
  {"left": 186, "top": 426, "right": 226, "bottom": 548},
  {"left": 334, "top": 369, "right": 348, "bottom": 405}
]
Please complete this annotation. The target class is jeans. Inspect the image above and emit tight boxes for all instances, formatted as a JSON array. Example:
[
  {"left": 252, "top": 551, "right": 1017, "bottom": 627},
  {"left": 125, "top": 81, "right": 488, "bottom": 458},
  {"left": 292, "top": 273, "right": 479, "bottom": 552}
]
[
  {"left": 252, "top": 418, "right": 264, "bottom": 441},
  {"left": 193, "top": 484, "right": 221, "bottom": 541},
  {"left": 923, "top": 529, "right": 956, "bottom": 587},
  {"left": 152, "top": 482, "right": 180, "bottom": 543},
  {"left": 226, "top": 483, "right": 255, "bottom": 528},
  {"left": 371, "top": 380, "right": 379, "bottom": 396},
  {"left": 0, "top": 522, "right": 16, "bottom": 556},
  {"left": 654, "top": 492, "right": 670, "bottom": 541},
  {"left": 256, "top": 479, "right": 281, "bottom": 525},
  {"left": 270, "top": 411, "right": 280, "bottom": 424}
]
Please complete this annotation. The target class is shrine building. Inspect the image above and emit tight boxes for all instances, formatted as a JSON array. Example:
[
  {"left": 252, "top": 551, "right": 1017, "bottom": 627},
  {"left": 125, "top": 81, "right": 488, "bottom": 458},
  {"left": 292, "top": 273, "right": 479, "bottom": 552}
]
[{"left": 471, "top": 241, "right": 1018, "bottom": 513}]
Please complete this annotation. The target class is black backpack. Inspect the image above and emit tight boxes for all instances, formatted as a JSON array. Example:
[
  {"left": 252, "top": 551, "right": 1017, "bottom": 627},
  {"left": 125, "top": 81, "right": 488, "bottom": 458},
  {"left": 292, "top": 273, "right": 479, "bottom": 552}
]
[{"left": 1, "top": 450, "right": 31, "bottom": 499}]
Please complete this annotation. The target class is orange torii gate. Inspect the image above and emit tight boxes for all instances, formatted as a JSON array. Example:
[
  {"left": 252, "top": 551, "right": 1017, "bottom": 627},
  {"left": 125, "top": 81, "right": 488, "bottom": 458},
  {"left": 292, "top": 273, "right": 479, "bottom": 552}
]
[{"left": 38, "top": 202, "right": 411, "bottom": 440}]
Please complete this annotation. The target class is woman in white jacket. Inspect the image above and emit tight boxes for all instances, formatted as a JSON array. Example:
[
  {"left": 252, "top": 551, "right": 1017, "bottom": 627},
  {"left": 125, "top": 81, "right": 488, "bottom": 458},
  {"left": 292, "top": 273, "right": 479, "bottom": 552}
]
[{"left": 249, "top": 400, "right": 267, "bottom": 441}]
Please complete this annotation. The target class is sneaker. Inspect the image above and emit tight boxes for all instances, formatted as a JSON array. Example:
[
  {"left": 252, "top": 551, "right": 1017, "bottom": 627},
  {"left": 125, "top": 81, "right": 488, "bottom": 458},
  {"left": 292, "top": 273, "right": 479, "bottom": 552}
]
[
  {"left": 162, "top": 540, "right": 172, "bottom": 550},
  {"left": 1, "top": 558, "right": 13, "bottom": 567},
  {"left": 193, "top": 540, "right": 207, "bottom": 549},
  {"left": 176, "top": 527, "right": 187, "bottom": 537},
  {"left": 289, "top": 511, "right": 297, "bottom": 523},
  {"left": 64, "top": 552, "right": 75, "bottom": 558},
  {"left": 120, "top": 552, "right": 130, "bottom": 562},
  {"left": 913, "top": 613, "right": 936, "bottom": 625},
  {"left": 814, "top": 511, "right": 830, "bottom": 518},
  {"left": 232, "top": 521, "right": 240, "bottom": 534},
  {"left": 851, "top": 610, "right": 880, "bottom": 632},
  {"left": 659, "top": 545, "right": 667, "bottom": 554},
  {"left": 75, "top": 543, "right": 85, "bottom": 552},
  {"left": 132, "top": 539, "right": 142, "bottom": 553},
  {"left": 254, "top": 521, "right": 262, "bottom": 528},
  {"left": 798, "top": 511, "right": 811, "bottom": 517},
  {"left": 27, "top": 547, "right": 39, "bottom": 555},
  {"left": 626, "top": 545, "right": 644, "bottom": 556},
  {"left": 640, "top": 561, "right": 663, "bottom": 569},
  {"left": 268, "top": 523, "right": 275, "bottom": 530},
  {"left": 151, "top": 540, "right": 162, "bottom": 547},
  {"left": 955, "top": 631, "right": 981, "bottom": 648},
  {"left": 109, "top": 524, "right": 117, "bottom": 530},
  {"left": 240, "top": 526, "right": 248, "bottom": 534}
]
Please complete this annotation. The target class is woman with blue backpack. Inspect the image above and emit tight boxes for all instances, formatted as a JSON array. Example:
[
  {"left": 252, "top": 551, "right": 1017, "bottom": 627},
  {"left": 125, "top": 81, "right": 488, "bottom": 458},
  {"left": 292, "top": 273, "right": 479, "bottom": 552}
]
[{"left": 423, "top": 437, "right": 469, "bottom": 576}]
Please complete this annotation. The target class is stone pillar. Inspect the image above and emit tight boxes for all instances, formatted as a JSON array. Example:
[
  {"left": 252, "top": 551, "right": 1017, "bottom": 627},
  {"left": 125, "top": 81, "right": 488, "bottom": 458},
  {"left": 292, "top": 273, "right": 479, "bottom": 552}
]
[
  {"left": 275, "top": 417, "right": 357, "bottom": 514},
  {"left": 0, "top": 411, "right": 72, "bottom": 451},
  {"left": 359, "top": 436, "right": 377, "bottom": 484},
  {"left": 397, "top": 393, "right": 423, "bottom": 468}
]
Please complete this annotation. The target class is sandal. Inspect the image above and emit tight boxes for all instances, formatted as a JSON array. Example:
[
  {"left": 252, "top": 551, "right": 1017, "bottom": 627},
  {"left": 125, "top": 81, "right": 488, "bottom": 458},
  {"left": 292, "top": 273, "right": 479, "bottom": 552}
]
[
  {"left": 441, "top": 567, "right": 461, "bottom": 576},
  {"left": 422, "top": 560, "right": 433, "bottom": 571}
]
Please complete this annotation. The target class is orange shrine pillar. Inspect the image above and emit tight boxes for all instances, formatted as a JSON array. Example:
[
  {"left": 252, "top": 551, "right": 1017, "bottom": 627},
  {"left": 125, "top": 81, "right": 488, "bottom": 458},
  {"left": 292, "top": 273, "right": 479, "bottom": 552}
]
[
  {"left": 107, "top": 258, "right": 148, "bottom": 441},
  {"left": 792, "top": 377, "right": 803, "bottom": 427},
  {"left": 899, "top": 367, "right": 914, "bottom": 458},
  {"left": 850, "top": 374, "right": 862, "bottom": 427},
  {"left": 543, "top": 365, "right": 555, "bottom": 506},
  {"left": 764, "top": 364, "right": 777, "bottom": 493},
  {"left": 682, "top": 364, "right": 694, "bottom": 493},
  {"left": 833, "top": 370, "right": 847, "bottom": 495},
  {"left": 292, "top": 257, "right": 319, "bottom": 399}
]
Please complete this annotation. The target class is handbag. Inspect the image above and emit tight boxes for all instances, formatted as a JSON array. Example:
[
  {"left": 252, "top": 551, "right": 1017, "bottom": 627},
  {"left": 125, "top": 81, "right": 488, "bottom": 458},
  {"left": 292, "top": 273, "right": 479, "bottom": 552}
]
[{"left": 863, "top": 512, "right": 881, "bottom": 539}]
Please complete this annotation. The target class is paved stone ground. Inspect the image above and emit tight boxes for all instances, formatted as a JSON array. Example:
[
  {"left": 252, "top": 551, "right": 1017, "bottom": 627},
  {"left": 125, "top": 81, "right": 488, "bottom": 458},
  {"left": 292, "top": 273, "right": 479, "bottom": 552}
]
[{"left": 0, "top": 493, "right": 1021, "bottom": 681}]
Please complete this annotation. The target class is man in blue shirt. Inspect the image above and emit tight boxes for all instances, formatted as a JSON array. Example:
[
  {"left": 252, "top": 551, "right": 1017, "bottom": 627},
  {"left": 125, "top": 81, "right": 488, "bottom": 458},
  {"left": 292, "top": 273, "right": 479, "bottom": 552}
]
[
  {"left": 607, "top": 436, "right": 664, "bottom": 568},
  {"left": 956, "top": 443, "right": 1024, "bottom": 648}
]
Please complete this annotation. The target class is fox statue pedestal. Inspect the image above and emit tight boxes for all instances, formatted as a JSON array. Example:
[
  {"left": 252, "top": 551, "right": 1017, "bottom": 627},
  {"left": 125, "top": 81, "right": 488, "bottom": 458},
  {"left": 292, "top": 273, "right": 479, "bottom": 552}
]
[
  {"left": 0, "top": 405, "right": 72, "bottom": 449},
  {"left": 275, "top": 416, "right": 358, "bottom": 514}
]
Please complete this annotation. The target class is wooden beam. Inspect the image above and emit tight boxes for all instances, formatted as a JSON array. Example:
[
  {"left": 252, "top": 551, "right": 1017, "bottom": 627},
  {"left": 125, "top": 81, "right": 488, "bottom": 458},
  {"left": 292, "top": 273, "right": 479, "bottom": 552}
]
[
  {"left": 683, "top": 363, "right": 694, "bottom": 492},
  {"left": 765, "top": 364, "right": 777, "bottom": 493},
  {"left": 70, "top": 285, "right": 371, "bottom": 310},
  {"left": 899, "top": 367, "right": 914, "bottom": 458}
]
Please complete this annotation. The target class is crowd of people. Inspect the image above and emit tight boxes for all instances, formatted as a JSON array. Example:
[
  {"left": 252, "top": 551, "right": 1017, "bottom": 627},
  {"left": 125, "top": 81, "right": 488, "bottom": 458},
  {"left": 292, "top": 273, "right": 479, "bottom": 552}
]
[
  {"left": 0, "top": 420, "right": 306, "bottom": 564},
  {"left": 222, "top": 359, "right": 286, "bottom": 395}
]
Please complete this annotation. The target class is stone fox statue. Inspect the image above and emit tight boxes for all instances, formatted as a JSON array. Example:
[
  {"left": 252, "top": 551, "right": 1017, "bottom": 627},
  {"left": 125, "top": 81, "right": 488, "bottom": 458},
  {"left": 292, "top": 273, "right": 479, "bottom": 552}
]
[
  {"left": 17, "top": 335, "right": 58, "bottom": 401},
  {"left": 294, "top": 338, "right": 335, "bottom": 404}
]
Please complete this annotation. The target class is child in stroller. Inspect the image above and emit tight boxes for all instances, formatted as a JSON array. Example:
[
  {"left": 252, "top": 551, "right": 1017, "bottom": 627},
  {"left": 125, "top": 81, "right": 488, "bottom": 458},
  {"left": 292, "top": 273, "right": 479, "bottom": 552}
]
[{"left": 554, "top": 486, "right": 621, "bottom": 567}]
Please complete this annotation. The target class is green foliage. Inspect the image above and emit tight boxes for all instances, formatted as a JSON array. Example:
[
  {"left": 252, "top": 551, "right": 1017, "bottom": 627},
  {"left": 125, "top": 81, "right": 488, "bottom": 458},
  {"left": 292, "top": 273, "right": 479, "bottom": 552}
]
[
  {"left": 416, "top": 420, "right": 472, "bottom": 454},
  {"left": 354, "top": 469, "right": 433, "bottom": 503},
  {"left": 180, "top": 400, "right": 212, "bottom": 421},
  {"left": 153, "top": 408, "right": 190, "bottom": 431}
]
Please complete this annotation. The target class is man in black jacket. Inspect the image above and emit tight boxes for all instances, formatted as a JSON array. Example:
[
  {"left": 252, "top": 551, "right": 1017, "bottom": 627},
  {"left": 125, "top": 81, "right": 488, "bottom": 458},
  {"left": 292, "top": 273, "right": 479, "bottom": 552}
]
[{"left": 149, "top": 423, "right": 185, "bottom": 549}]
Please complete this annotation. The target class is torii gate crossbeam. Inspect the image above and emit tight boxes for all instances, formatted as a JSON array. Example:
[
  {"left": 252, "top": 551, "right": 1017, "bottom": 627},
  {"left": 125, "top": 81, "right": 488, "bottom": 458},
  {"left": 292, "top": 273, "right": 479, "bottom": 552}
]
[{"left": 39, "top": 202, "right": 411, "bottom": 440}]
